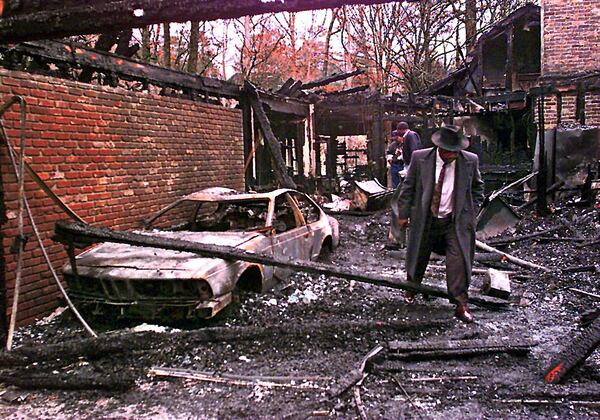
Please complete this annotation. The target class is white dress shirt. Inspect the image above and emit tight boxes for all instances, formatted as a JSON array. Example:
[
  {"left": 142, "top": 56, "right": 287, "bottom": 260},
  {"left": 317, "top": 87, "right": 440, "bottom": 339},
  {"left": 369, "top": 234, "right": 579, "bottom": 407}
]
[{"left": 434, "top": 149, "right": 456, "bottom": 217}]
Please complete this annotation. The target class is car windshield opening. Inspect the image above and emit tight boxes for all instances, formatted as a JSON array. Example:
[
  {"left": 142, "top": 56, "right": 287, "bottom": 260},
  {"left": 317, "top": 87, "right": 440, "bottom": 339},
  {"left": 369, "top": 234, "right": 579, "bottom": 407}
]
[{"left": 148, "top": 199, "right": 270, "bottom": 232}]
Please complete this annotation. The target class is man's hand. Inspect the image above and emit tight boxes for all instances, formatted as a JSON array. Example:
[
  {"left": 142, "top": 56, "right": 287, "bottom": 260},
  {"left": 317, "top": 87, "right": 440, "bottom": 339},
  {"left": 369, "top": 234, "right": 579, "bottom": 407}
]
[{"left": 398, "top": 218, "right": 409, "bottom": 228}]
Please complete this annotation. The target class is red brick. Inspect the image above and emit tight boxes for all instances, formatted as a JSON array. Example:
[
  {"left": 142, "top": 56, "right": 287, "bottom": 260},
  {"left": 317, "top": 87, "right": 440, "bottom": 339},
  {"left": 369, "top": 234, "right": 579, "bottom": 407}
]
[{"left": 0, "top": 70, "right": 244, "bottom": 325}]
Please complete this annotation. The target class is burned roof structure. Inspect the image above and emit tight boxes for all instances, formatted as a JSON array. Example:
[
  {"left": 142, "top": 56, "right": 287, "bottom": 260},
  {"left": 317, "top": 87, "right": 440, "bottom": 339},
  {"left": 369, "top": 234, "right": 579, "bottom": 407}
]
[
  {"left": 0, "top": 0, "right": 418, "bottom": 43},
  {"left": 422, "top": 3, "right": 541, "bottom": 101}
]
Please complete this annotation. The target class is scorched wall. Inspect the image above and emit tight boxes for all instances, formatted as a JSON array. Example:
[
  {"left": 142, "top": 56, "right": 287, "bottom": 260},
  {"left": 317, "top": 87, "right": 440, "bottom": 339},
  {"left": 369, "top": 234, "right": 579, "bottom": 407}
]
[{"left": 0, "top": 69, "right": 244, "bottom": 326}]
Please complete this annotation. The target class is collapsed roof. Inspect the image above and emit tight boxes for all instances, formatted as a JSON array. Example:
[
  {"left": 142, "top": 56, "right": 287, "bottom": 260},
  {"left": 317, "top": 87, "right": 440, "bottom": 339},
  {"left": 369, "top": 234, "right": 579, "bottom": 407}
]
[{"left": 0, "top": 0, "right": 418, "bottom": 43}]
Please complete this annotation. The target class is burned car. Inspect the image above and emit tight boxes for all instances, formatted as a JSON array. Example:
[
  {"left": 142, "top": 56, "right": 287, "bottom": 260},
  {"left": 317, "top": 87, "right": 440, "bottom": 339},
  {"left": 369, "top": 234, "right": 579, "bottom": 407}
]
[{"left": 62, "top": 188, "right": 339, "bottom": 320}]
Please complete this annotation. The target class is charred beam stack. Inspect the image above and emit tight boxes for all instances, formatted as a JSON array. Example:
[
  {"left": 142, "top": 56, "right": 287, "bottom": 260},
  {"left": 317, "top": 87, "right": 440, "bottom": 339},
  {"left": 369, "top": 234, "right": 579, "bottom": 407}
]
[{"left": 0, "top": 0, "right": 418, "bottom": 42}]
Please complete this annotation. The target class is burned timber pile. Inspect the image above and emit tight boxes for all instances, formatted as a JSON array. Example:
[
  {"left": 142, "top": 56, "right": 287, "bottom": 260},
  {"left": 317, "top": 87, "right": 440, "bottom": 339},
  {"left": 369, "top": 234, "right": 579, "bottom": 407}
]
[{"left": 1, "top": 201, "right": 600, "bottom": 418}]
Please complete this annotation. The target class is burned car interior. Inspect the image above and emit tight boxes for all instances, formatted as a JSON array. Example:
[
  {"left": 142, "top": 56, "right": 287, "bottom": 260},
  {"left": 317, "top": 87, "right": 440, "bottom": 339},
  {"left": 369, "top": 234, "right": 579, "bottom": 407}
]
[{"left": 147, "top": 199, "right": 271, "bottom": 233}]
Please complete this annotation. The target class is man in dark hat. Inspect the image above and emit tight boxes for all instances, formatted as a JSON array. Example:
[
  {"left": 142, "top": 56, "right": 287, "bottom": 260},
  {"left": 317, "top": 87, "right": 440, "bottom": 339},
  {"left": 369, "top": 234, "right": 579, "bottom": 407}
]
[
  {"left": 396, "top": 121, "right": 422, "bottom": 167},
  {"left": 392, "top": 124, "right": 484, "bottom": 323}
]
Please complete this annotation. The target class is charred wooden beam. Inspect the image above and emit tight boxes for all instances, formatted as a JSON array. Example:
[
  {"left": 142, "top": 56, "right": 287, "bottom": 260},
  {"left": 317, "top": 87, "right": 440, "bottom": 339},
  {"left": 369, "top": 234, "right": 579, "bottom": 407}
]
[
  {"left": 276, "top": 78, "right": 296, "bottom": 96},
  {"left": 517, "top": 180, "right": 565, "bottom": 211},
  {"left": 53, "top": 220, "right": 507, "bottom": 309},
  {"left": 287, "top": 80, "right": 304, "bottom": 97},
  {"left": 244, "top": 81, "right": 297, "bottom": 189},
  {"left": 487, "top": 225, "right": 565, "bottom": 246},
  {"left": 389, "top": 345, "right": 533, "bottom": 361},
  {"left": 388, "top": 337, "right": 535, "bottom": 354},
  {"left": 301, "top": 70, "right": 364, "bottom": 90},
  {"left": 0, "top": 371, "right": 135, "bottom": 391},
  {"left": 2, "top": 40, "right": 240, "bottom": 98},
  {"left": 0, "top": 318, "right": 448, "bottom": 367},
  {"left": 325, "top": 85, "right": 370, "bottom": 96},
  {"left": 259, "top": 93, "right": 310, "bottom": 117},
  {"left": 0, "top": 1, "right": 415, "bottom": 43},
  {"left": 545, "top": 316, "right": 600, "bottom": 384}
]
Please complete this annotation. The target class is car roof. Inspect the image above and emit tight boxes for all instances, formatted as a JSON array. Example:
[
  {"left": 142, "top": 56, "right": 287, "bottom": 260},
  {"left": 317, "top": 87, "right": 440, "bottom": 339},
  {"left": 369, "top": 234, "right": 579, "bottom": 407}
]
[{"left": 182, "top": 188, "right": 295, "bottom": 202}]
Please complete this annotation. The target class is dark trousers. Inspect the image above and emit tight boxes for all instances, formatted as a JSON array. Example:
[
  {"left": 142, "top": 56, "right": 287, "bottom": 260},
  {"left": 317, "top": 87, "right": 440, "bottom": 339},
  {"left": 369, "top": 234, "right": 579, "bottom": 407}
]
[
  {"left": 409, "top": 215, "right": 469, "bottom": 305},
  {"left": 390, "top": 162, "right": 404, "bottom": 189}
]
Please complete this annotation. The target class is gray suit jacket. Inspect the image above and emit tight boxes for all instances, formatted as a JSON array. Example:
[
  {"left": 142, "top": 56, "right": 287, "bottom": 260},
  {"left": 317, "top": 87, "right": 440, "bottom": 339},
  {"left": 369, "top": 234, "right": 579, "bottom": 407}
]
[{"left": 392, "top": 147, "right": 484, "bottom": 282}]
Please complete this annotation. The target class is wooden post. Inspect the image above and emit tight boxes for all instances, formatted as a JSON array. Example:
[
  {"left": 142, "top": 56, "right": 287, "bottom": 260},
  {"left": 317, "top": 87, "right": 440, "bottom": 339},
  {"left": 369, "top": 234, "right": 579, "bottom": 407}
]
[
  {"left": 295, "top": 122, "right": 305, "bottom": 184},
  {"left": 536, "top": 90, "right": 549, "bottom": 216},
  {"left": 576, "top": 83, "right": 586, "bottom": 125},
  {"left": 373, "top": 95, "right": 386, "bottom": 183},
  {"left": 505, "top": 24, "right": 514, "bottom": 92},
  {"left": 244, "top": 81, "right": 296, "bottom": 189},
  {"left": 0, "top": 158, "right": 7, "bottom": 346},
  {"left": 326, "top": 135, "right": 337, "bottom": 179},
  {"left": 240, "top": 95, "right": 254, "bottom": 190}
]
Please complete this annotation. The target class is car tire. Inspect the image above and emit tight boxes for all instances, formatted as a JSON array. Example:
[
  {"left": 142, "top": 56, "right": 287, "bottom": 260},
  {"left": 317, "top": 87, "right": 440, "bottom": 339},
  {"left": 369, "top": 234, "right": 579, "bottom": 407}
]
[{"left": 317, "top": 238, "right": 333, "bottom": 262}]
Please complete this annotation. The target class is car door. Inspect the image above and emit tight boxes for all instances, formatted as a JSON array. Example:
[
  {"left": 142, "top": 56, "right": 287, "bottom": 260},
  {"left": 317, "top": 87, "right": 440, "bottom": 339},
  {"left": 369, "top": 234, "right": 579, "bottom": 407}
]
[
  {"left": 270, "top": 193, "right": 310, "bottom": 281},
  {"left": 289, "top": 192, "right": 327, "bottom": 260}
]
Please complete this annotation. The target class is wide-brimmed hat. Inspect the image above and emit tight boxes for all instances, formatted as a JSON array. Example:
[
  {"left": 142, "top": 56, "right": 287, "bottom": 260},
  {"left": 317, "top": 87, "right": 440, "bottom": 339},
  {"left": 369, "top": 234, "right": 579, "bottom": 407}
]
[{"left": 431, "top": 124, "right": 469, "bottom": 151}]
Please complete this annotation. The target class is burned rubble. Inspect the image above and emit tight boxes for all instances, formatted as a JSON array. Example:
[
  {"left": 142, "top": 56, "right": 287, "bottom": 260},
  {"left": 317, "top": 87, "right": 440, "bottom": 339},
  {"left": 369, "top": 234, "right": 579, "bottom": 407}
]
[{"left": 0, "top": 195, "right": 599, "bottom": 418}]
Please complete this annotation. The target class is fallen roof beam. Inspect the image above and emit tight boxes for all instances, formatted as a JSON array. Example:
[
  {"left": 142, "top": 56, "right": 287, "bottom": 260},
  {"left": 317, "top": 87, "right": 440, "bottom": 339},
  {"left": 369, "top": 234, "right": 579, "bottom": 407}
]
[
  {"left": 53, "top": 220, "right": 508, "bottom": 309},
  {"left": 325, "top": 85, "right": 370, "bottom": 96},
  {"left": 0, "top": 0, "right": 416, "bottom": 43},
  {"left": 545, "top": 316, "right": 600, "bottom": 384},
  {"left": 301, "top": 70, "right": 365, "bottom": 90},
  {"left": 259, "top": 93, "right": 310, "bottom": 117},
  {"left": 245, "top": 81, "right": 297, "bottom": 189},
  {"left": 3, "top": 40, "right": 240, "bottom": 98}
]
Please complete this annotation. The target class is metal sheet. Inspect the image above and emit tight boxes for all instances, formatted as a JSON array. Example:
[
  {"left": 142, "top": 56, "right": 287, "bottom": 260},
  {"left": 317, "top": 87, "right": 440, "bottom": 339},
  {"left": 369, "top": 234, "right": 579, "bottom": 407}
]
[
  {"left": 476, "top": 196, "right": 521, "bottom": 240},
  {"left": 354, "top": 180, "right": 388, "bottom": 195},
  {"left": 535, "top": 127, "right": 600, "bottom": 188}
]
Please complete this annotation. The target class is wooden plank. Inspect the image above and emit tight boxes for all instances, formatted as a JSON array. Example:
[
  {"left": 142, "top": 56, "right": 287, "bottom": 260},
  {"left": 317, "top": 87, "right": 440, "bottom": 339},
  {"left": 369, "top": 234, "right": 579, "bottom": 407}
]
[
  {"left": 53, "top": 220, "right": 508, "bottom": 309},
  {"left": 0, "top": 0, "right": 407, "bottom": 43},
  {"left": 259, "top": 94, "right": 309, "bottom": 117},
  {"left": 301, "top": 70, "right": 364, "bottom": 90},
  {"left": 0, "top": 318, "right": 449, "bottom": 367},
  {"left": 276, "top": 78, "right": 295, "bottom": 95},
  {"left": 4, "top": 40, "right": 240, "bottom": 98},
  {"left": 325, "top": 85, "right": 370, "bottom": 96},
  {"left": 388, "top": 337, "right": 536, "bottom": 352},
  {"left": 545, "top": 316, "right": 600, "bottom": 384}
]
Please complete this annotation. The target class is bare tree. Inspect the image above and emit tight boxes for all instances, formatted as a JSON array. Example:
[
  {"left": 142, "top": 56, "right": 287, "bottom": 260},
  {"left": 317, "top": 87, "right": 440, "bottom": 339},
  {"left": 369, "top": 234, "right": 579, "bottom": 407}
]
[
  {"left": 163, "top": 23, "right": 171, "bottom": 68},
  {"left": 323, "top": 8, "right": 341, "bottom": 75},
  {"left": 233, "top": 14, "right": 285, "bottom": 83},
  {"left": 339, "top": 1, "right": 456, "bottom": 94},
  {"left": 188, "top": 21, "right": 199, "bottom": 73}
]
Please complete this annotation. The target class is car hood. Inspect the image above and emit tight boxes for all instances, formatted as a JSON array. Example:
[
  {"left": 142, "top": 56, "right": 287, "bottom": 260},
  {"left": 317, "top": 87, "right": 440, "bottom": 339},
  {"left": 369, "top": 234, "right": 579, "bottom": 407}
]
[{"left": 65, "top": 231, "right": 264, "bottom": 281}]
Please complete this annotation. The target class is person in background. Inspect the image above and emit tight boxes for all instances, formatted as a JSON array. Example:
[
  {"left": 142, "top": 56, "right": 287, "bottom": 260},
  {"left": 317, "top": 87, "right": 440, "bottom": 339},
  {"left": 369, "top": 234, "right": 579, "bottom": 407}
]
[
  {"left": 386, "top": 130, "right": 404, "bottom": 189},
  {"left": 392, "top": 124, "right": 484, "bottom": 323},
  {"left": 396, "top": 121, "right": 422, "bottom": 168}
]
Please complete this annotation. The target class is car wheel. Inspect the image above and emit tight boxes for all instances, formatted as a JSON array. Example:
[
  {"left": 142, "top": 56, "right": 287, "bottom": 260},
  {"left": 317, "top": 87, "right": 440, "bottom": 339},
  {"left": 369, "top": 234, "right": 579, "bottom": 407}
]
[{"left": 318, "top": 237, "right": 333, "bottom": 262}]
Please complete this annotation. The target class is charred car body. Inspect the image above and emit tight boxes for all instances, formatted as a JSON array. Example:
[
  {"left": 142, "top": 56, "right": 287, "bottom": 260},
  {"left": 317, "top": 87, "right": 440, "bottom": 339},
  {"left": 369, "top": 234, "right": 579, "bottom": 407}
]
[{"left": 62, "top": 188, "right": 339, "bottom": 320}]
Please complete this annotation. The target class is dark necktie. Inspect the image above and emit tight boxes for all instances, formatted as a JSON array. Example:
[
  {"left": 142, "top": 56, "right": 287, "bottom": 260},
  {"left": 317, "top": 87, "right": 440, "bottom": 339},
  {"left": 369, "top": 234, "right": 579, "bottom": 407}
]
[{"left": 430, "top": 156, "right": 456, "bottom": 217}]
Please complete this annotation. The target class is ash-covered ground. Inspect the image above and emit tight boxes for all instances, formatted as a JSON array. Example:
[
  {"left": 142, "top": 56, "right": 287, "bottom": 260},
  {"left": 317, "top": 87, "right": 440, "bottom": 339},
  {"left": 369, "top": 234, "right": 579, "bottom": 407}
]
[{"left": 1, "top": 202, "right": 600, "bottom": 419}]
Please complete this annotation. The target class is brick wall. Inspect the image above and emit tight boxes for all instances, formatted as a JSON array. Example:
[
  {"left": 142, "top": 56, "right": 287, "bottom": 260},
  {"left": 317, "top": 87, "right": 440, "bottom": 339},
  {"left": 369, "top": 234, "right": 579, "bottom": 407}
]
[
  {"left": 0, "top": 69, "right": 244, "bottom": 325},
  {"left": 538, "top": 91, "right": 600, "bottom": 128},
  {"left": 542, "top": 0, "right": 600, "bottom": 76}
]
